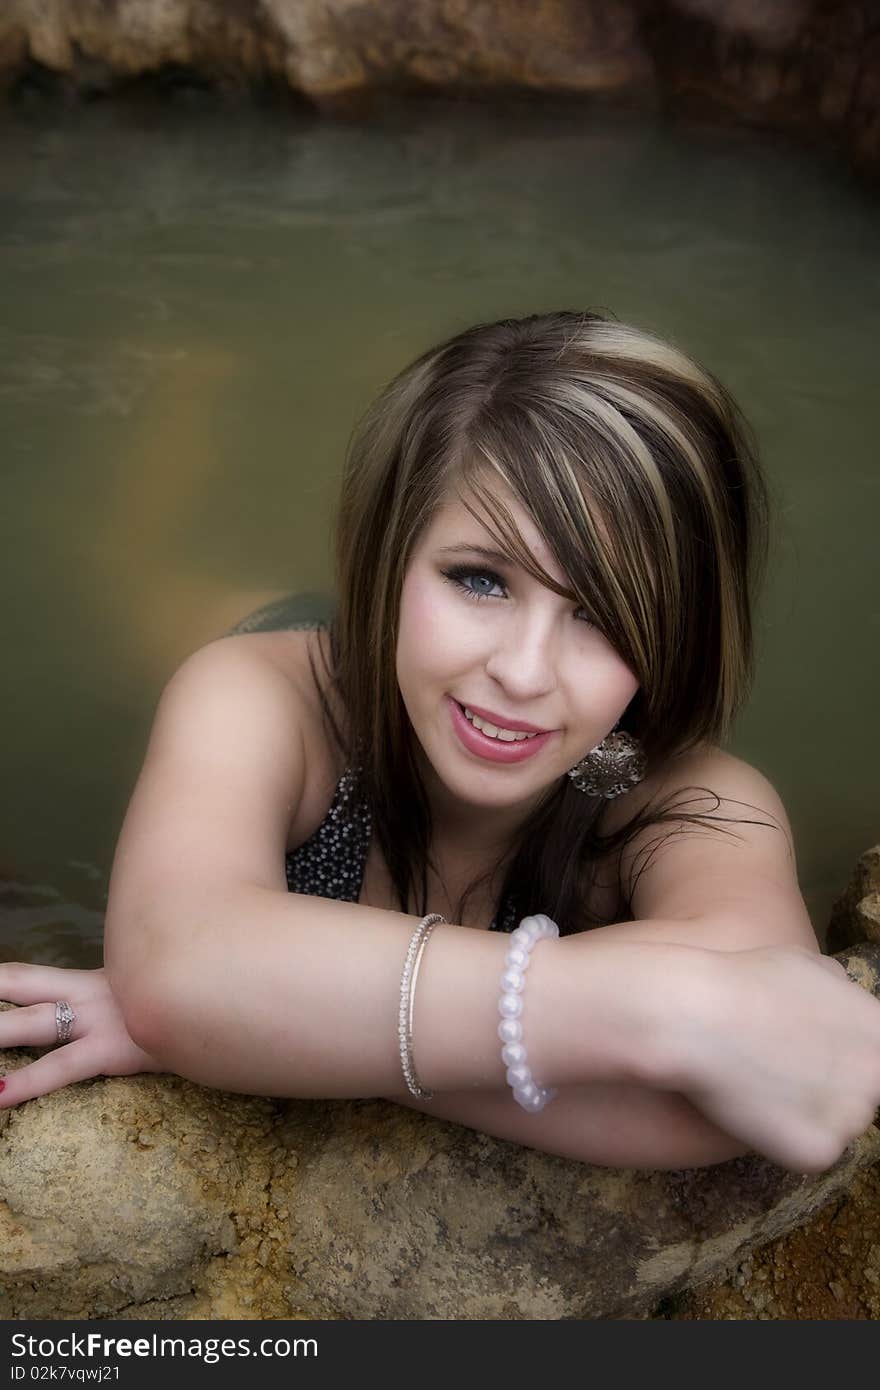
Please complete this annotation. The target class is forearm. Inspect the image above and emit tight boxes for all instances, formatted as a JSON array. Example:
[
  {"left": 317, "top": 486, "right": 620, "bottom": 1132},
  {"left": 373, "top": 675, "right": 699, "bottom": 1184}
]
[
  {"left": 382, "top": 1081, "right": 748, "bottom": 1169},
  {"left": 108, "top": 887, "right": 693, "bottom": 1100}
]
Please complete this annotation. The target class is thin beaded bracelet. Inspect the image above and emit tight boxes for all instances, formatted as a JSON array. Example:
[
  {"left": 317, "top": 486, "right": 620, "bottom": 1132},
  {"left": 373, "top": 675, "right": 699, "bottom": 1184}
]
[
  {"left": 399, "top": 913, "right": 446, "bottom": 1099},
  {"left": 497, "top": 914, "right": 560, "bottom": 1113}
]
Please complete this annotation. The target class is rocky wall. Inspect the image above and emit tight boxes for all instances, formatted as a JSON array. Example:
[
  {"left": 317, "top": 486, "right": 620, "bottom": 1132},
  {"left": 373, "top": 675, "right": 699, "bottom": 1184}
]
[{"left": 0, "top": 2, "right": 877, "bottom": 179}]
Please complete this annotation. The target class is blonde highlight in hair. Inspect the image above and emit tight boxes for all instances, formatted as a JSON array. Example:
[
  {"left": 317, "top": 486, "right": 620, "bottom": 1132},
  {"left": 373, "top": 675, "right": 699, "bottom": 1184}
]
[{"left": 307, "top": 309, "right": 773, "bottom": 933}]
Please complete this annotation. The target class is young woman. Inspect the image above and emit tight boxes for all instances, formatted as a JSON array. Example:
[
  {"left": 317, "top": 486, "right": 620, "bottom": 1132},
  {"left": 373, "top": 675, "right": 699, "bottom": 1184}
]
[{"left": 2, "top": 310, "right": 879, "bottom": 1174}]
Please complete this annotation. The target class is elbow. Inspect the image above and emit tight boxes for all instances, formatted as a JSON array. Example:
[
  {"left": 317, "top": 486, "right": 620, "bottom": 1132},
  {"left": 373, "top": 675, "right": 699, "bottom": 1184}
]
[
  {"left": 127, "top": 987, "right": 177, "bottom": 1065},
  {"left": 103, "top": 900, "right": 187, "bottom": 1065},
  {"left": 104, "top": 956, "right": 180, "bottom": 1065},
  {"left": 110, "top": 964, "right": 220, "bottom": 1084}
]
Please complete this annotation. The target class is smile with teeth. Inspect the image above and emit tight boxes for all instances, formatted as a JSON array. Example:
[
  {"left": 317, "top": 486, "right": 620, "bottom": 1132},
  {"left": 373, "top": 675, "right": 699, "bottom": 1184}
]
[{"left": 462, "top": 706, "right": 540, "bottom": 742}]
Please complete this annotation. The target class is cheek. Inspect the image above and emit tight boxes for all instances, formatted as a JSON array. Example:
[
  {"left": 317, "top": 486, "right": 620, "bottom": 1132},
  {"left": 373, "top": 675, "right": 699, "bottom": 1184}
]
[
  {"left": 396, "top": 572, "right": 458, "bottom": 688},
  {"left": 615, "top": 661, "right": 641, "bottom": 706},
  {"left": 583, "top": 649, "right": 640, "bottom": 716},
  {"left": 399, "top": 572, "right": 433, "bottom": 640}
]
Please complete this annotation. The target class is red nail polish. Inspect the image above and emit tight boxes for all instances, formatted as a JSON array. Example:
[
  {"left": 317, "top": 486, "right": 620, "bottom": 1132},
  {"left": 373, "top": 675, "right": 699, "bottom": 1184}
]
[{"left": 0, "top": 1080, "right": 6, "bottom": 1094}]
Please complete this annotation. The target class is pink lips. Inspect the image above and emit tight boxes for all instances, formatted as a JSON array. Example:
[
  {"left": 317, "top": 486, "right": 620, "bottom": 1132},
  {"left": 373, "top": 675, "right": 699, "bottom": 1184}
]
[
  {"left": 447, "top": 696, "right": 555, "bottom": 765},
  {"left": 459, "top": 702, "right": 551, "bottom": 735}
]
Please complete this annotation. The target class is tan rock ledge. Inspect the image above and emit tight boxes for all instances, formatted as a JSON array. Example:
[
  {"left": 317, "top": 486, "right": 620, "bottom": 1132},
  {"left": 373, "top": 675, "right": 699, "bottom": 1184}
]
[
  {"left": 0, "top": 0, "right": 877, "bottom": 179},
  {"left": 1, "top": 939, "right": 878, "bottom": 1321}
]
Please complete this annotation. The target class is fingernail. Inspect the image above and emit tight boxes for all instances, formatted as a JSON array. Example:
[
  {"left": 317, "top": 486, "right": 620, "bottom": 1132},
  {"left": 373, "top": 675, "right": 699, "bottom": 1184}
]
[{"left": 0, "top": 1079, "right": 6, "bottom": 1094}]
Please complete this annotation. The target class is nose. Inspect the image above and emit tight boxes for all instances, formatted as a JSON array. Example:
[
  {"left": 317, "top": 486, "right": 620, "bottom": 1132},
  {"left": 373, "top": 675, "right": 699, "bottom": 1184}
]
[{"left": 483, "top": 610, "right": 559, "bottom": 704}]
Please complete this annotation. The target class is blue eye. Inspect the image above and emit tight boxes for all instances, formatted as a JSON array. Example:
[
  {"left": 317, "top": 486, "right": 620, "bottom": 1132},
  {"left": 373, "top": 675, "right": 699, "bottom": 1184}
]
[
  {"left": 440, "top": 565, "right": 594, "bottom": 627},
  {"left": 442, "top": 567, "right": 503, "bottom": 602}
]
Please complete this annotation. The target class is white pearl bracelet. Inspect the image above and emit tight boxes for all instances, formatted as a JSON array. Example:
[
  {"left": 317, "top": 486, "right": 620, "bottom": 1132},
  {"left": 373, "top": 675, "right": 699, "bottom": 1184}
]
[{"left": 497, "top": 914, "right": 560, "bottom": 1113}]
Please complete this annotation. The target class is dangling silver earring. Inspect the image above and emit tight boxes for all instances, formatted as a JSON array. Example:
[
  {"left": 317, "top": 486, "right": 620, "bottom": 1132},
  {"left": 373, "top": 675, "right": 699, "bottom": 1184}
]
[{"left": 566, "top": 722, "right": 646, "bottom": 799}]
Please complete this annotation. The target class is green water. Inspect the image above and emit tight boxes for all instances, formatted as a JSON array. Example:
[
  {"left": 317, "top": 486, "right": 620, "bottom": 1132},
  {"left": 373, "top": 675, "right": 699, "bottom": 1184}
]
[{"left": 1, "top": 95, "right": 877, "bottom": 965}]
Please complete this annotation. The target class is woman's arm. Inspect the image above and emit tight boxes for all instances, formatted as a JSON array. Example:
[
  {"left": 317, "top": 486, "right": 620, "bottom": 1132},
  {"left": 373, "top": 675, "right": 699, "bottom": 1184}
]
[
  {"left": 383, "top": 1080, "right": 749, "bottom": 1169},
  {"left": 113, "top": 876, "right": 749, "bottom": 1170},
  {"left": 123, "top": 894, "right": 880, "bottom": 1174},
  {"left": 114, "top": 880, "right": 690, "bottom": 1101}
]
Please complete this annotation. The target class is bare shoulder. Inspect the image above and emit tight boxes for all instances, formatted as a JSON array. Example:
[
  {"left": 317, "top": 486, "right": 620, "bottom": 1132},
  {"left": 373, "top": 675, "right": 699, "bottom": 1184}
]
[
  {"left": 222, "top": 628, "right": 348, "bottom": 850},
  {"left": 134, "top": 632, "right": 316, "bottom": 870},
  {"left": 158, "top": 630, "right": 310, "bottom": 755},
  {"left": 596, "top": 741, "right": 790, "bottom": 848},
  {"left": 593, "top": 741, "right": 812, "bottom": 943},
  {"left": 107, "top": 629, "right": 344, "bottom": 919}
]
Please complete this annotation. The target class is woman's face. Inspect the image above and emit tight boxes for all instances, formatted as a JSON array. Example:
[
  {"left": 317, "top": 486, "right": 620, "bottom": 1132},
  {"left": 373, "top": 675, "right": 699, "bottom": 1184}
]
[{"left": 395, "top": 480, "right": 640, "bottom": 848}]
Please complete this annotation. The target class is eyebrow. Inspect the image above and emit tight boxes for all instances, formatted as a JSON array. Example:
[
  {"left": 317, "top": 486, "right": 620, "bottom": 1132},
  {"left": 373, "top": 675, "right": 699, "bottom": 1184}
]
[{"left": 436, "top": 543, "right": 519, "bottom": 567}]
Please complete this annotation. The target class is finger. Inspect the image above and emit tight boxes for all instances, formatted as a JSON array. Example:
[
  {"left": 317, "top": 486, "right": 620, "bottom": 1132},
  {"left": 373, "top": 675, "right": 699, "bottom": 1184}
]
[
  {"left": 0, "top": 1038, "right": 100, "bottom": 1108},
  {"left": 0, "top": 1001, "right": 73, "bottom": 1049},
  {"left": 0, "top": 961, "right": 93, "bottom": 1007}
]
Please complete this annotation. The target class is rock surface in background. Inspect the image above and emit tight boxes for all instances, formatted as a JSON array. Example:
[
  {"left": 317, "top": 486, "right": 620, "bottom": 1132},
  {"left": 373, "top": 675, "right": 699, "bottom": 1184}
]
[
  {"left": 0, "top": 1, "right": 877, "bottom": 178},
  {"left": 669, "top": 1160, "right": 880, "bottom": 1318},
  {"left": 828, "top": 845, "right": 880, "bottom": 952}
]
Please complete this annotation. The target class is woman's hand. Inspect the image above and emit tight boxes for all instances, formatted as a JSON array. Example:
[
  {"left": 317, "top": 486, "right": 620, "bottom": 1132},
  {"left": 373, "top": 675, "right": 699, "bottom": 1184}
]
[
  {"left": 676, "top": 945, "right": 880, "bottom": 1174},
  {"left": 0, "top": 963, "right": 166, "bottom": 1107}
]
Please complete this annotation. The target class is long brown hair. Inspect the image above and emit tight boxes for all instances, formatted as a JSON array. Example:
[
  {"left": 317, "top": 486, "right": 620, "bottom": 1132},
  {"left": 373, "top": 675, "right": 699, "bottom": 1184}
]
[{"left": 307, "top": 309, "right": 777, "bottom": 933}]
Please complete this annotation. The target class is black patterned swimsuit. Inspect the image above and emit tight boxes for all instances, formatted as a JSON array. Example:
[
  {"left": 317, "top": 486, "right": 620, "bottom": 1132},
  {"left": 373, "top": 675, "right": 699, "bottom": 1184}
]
[{"left": 284, "top": 765, "right": 520, "bottom": 932}]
